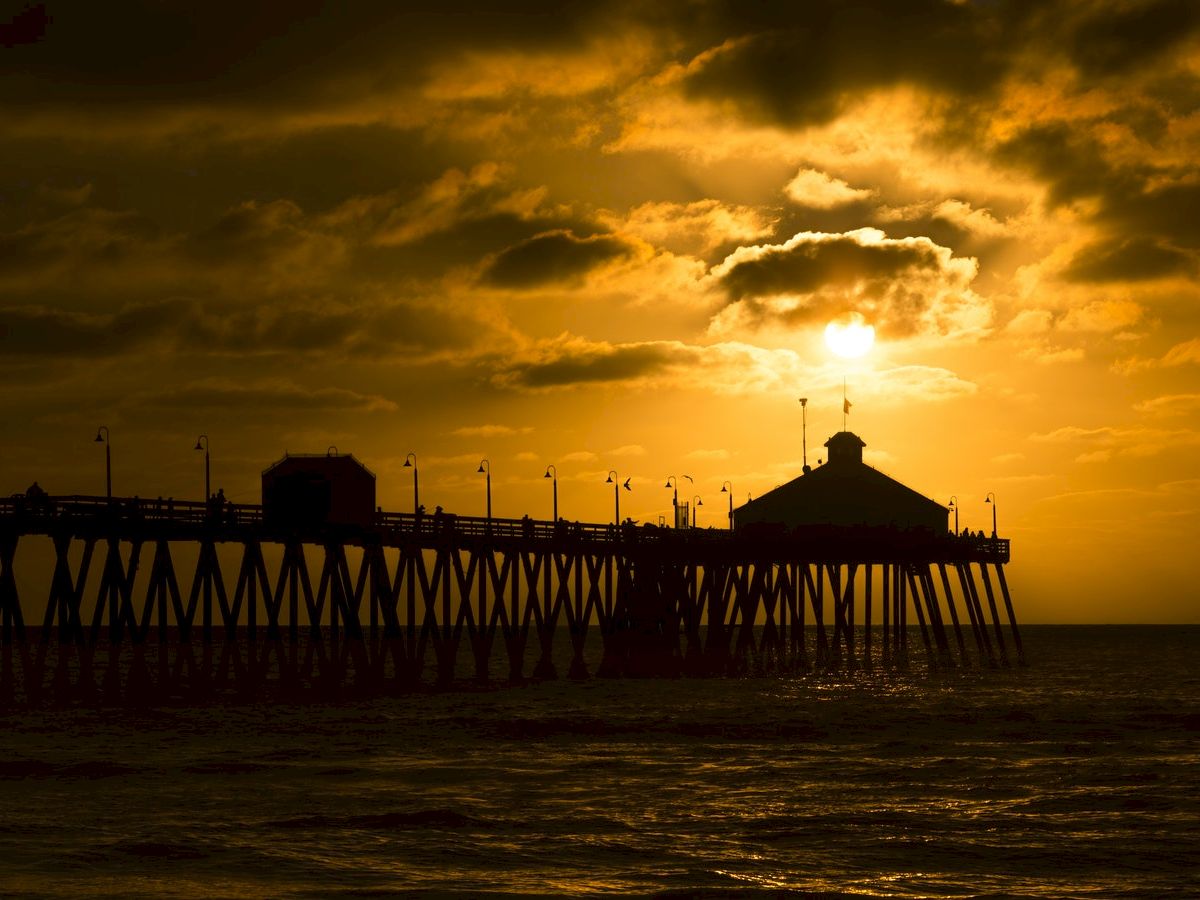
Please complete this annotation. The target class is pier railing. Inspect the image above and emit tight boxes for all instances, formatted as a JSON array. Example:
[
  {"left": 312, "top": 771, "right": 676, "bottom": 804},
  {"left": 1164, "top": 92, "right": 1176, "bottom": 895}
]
[{"left": 1, "top": 494, "right": 1010, "bottom": 564}]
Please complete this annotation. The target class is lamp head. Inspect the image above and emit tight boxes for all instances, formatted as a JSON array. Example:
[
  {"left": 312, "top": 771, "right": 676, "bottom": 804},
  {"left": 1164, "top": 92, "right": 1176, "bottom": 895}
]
[
  {"left": 403, "top": 458, "right": 412, "bottom": 468},
  {"left": 544, "top": 469, "right": 552, "bottom": 479},
  {"left": 605, "top": 474, "right": 613, "bottom": 483},
  {"left": 720, "top": 484, "right": 728, "bottom": 493},
  {"left": 477, "top": 463, "right": 486, "bottom": 474},
  {"left": 664, "top": 478, "right": 672, "bottom": 488},
  {"left": 94, "top": 431, "right": 104, "bottom": 443},
  {"left": 985, "top": 496, "right": 992, "bottom": 504}
]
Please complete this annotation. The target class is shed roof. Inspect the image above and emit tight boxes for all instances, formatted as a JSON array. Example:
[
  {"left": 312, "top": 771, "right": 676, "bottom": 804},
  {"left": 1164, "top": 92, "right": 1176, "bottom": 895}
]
[{"left": 262, "top": 452, "right": 376, "bottom": 480}]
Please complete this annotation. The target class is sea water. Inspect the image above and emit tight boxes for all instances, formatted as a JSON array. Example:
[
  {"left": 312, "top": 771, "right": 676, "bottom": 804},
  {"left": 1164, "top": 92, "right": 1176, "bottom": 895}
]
[{"left": 1, "top": 626, "right": 1197, "bottom": 898}]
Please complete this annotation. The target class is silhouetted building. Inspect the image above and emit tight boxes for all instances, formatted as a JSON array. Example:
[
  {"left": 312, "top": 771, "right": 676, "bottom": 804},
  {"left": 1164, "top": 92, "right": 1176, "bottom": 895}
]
[
  {"left": 734, "top": 432, "right": 946, "bottom": 532},
  {"left": 262, "top": 452, "right": 376, "bottom": 530}
]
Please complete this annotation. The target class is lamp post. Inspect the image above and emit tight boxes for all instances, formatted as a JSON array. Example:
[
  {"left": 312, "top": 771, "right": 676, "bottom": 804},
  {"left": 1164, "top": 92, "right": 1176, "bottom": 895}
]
[
  {"left": 664, "top": 474, "right": 693, "bottom": 529},
  {"left": 691, "top": 495, "right": 703, "bottom": 528},
  {"left": 403, "top": 452, "right": 419, "bottom": 512},
  {"left": 194, "top": 435, "right": 210, "bottom": 502},
  {"left": 720, "top": 480, "right": 733, "bottom": 530},
  {"left": 477, "top": 459, "right": 491, "bottom": 521},
  {"left": 544, "top": 464, "right": 558, "bottom": 522},
  {"left": 985, "top": 492, "right": 997, "bottom": 538},
  {"left": 799, "top": 397, "right": 811, "bottom": 474},
  {"left": 606, "top": 470, "right": 631, "bottom": 525},
  {"left": 948, "top": 495, "right": 958, "bottom": 535},
  {"left": 94, "top": 426, "right": 111, "bottom": 500}
]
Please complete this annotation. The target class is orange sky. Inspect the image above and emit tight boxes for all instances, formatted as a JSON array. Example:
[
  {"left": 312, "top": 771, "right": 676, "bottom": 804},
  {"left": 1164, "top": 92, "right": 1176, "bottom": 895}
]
[{"left": 1, "top": 2, "right": 1198, "bottom": 622}]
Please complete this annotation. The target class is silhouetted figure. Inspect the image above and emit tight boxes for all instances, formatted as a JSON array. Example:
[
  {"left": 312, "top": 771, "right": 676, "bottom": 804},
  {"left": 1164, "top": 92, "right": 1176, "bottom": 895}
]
[{"left": 25, "top": 481, "right": 45, "bottom": 500}]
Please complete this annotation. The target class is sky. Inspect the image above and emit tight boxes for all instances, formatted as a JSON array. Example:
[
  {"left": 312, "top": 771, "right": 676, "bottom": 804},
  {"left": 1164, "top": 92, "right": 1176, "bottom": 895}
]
[{"left": 1, "top": 1, "right": 1198, "bottom": 623}]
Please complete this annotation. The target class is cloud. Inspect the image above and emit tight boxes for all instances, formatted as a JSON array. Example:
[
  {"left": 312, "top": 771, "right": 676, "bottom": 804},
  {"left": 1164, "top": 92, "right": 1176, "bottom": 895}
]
[
  {"left": 991, "top": 452, "right": 1026, "bottom": 465},
  {"left": 678, "top": 5, "right": 1017, "bottom": 128},
  {"left": 489, "top": 331, "right": 976, "bottom": 401},
  {"left": 876, "top": 199, "right": 1010, "bottom": 240},
  {"left": 1114, "top": 338, "right": 1200, "bottom": 374},
  {"left": 450, "top": 424, "right": 532, "bottom": 438},
  {"left": 1063, "top": 237, "right": 1196, "bottom": 283},
  {"left": 1133, "top": 394, "right": 1200, "bottom": 417},
  {"left": 482, "top": 229, "right": 645, "bottom": 288},
  {"left": 561, "top": 450, "right": 597, "bottom": 463},
  {"left": 1057, "top": 299, "right": 1143, "bottom": 333},
  {"left": 129, "top": 378, "right": 398, "bottom": 413},
  {"left": 0, "top": 294, "right": 490, "bottom": 362},
  {"left": 1030, "top": 424, "right": 1200, "bottom": 460},
  {"left": 1067, "top": 0, "right": 1200, "bottom": 78},
  {"left": 608, "top": 444, "right": 646, "bottom": 457},
  {"left": 708, "top": 227, "right": 987, "bottom": 339},
  {"left": 683, "top": 448, "right": 731, "bottom": 461},
  {"left": 0, "top": 299, "right": 187, "bottom": 357},
  {"left": 605, "top": 199, "right": 775, "bottom": 257},
  {"left": 783, "top": 168, "right": 873, "bottom": 209}
]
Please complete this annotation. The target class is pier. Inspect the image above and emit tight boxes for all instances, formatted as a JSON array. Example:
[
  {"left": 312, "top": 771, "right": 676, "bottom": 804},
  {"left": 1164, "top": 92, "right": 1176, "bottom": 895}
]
[{"left": 0, "top": 491, "right": 1022, "bottom": 705}]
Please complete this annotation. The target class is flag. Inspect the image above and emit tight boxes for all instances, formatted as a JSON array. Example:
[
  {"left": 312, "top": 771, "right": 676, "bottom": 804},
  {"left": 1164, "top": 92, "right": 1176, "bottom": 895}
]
[{"left": 844, "top": 397, "right": 852, "bottom": 414}]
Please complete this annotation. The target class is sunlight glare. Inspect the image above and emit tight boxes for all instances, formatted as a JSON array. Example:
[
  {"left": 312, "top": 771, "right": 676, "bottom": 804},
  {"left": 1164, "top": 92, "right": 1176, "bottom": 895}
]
[{"left": 824, "top": 315, "right": 876, "bottom": 359}]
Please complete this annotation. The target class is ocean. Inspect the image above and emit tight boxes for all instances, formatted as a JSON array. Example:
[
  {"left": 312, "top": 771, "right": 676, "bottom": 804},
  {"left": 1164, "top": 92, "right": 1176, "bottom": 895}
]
[{"left": 1, "top": 626, "right": 1197, "bottom": 898}]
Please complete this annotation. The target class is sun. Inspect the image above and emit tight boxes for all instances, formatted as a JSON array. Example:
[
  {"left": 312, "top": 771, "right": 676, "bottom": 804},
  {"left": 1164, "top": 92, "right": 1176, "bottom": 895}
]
[{"left": 824, "top": 315, "right": 876, "bottom": 359}]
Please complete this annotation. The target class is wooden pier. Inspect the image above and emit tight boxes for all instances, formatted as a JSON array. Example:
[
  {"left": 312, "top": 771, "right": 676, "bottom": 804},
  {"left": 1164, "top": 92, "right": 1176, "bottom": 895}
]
[{"left": 0, "top": 495, "right": 1023, "bottom": 703}]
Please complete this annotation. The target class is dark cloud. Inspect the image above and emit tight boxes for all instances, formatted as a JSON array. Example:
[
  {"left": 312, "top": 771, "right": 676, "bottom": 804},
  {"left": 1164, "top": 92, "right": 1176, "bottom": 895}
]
[
  {"left": 132, "top": 380, "right": 397, "bottom": 413},
  {"left": 709, "top": 229, "right": 984, "bottom": 338},
  {"left": 995, "top": 123, "right": 1132, "bottom": 208},
  {"left": 0, "top": 299, "right": 187, "bottom": 356},
  {"left": 1104, "top": 181, "right": 1200, "bottom": 251},
  {"left": 0, "top": 296, "right": 482, "bottom": 360},
  {"left": 0, "top": 2, "right": 613, "bottom": 114},
  {"left": 716, "top": 232, "right": 941, "bottom": 301},
  {"left": 680, "top": 0, "right": 1022, "bottom": 126},
  {"left": 0, "top": 207, "right": 162, "bottom": 282},
  {"left": 483, "top": 230, "right": 640, "bottom": 288},
  {"left": 1065, "top": 237, "right": 1197, "bottom": 283},
  {"left": 492, "top": 334, "right": 696, "bottom": 389},
  {"left": 1067, "top": 0, "right": 1200, "bottom": 78}
]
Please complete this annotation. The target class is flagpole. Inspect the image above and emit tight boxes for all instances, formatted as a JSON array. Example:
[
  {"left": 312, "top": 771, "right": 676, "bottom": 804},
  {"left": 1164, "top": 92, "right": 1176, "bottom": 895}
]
[{"left": 843, "top": 377, "right": 847, "bottom": 431}]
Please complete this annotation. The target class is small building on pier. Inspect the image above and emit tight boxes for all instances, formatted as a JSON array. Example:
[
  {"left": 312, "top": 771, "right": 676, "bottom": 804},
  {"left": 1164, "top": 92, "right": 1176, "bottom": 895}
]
[
  {"left": 262, "top": 451, "right": 376, "bottom": 530},
  {"left": 734, "top": 431, "right": 946, "bottom": 532}
]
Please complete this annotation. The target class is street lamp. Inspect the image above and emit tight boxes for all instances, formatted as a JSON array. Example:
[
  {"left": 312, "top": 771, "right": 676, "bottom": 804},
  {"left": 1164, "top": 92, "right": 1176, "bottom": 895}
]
[
  {"left": 664, "top": 474, "right": 692, "bottom": 529},
  {"left": 948, "top": 495, "right": 958, "bottom": 535},
  {"left": 403, "top": 452, "right": 419, "bottom": 512},
  {"left": 606, "top": 470, "right": 631, "bottom": 525},
  {"left": 544, "top": 464, "right": 558, "bottom": 522},
  {"left": 691, "top": 495, "right": 703, "bottom": 528},
  {"left": 477, "top": 459, "right": 492, "bottom": 521},
  {"left": 720, "top": 481, "right": 733, "bottom": 530},
  {"left": 985, "top": 492, "right": 998, "bottom": 538},
  {"left": 799, "top": 397, "right": 811, "bottom": 474},
  {"left": 94, "top": 426, "right": 111, "bottom": 500},
  {"left": 194, "top": 435, "right": 210, "bottom": 502}
]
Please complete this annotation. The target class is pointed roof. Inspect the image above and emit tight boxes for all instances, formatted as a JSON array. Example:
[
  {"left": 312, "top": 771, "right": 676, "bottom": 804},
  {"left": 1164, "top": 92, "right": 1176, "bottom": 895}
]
[{"left": 736, "top": 432, "right": 946, "bottom": 531}]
